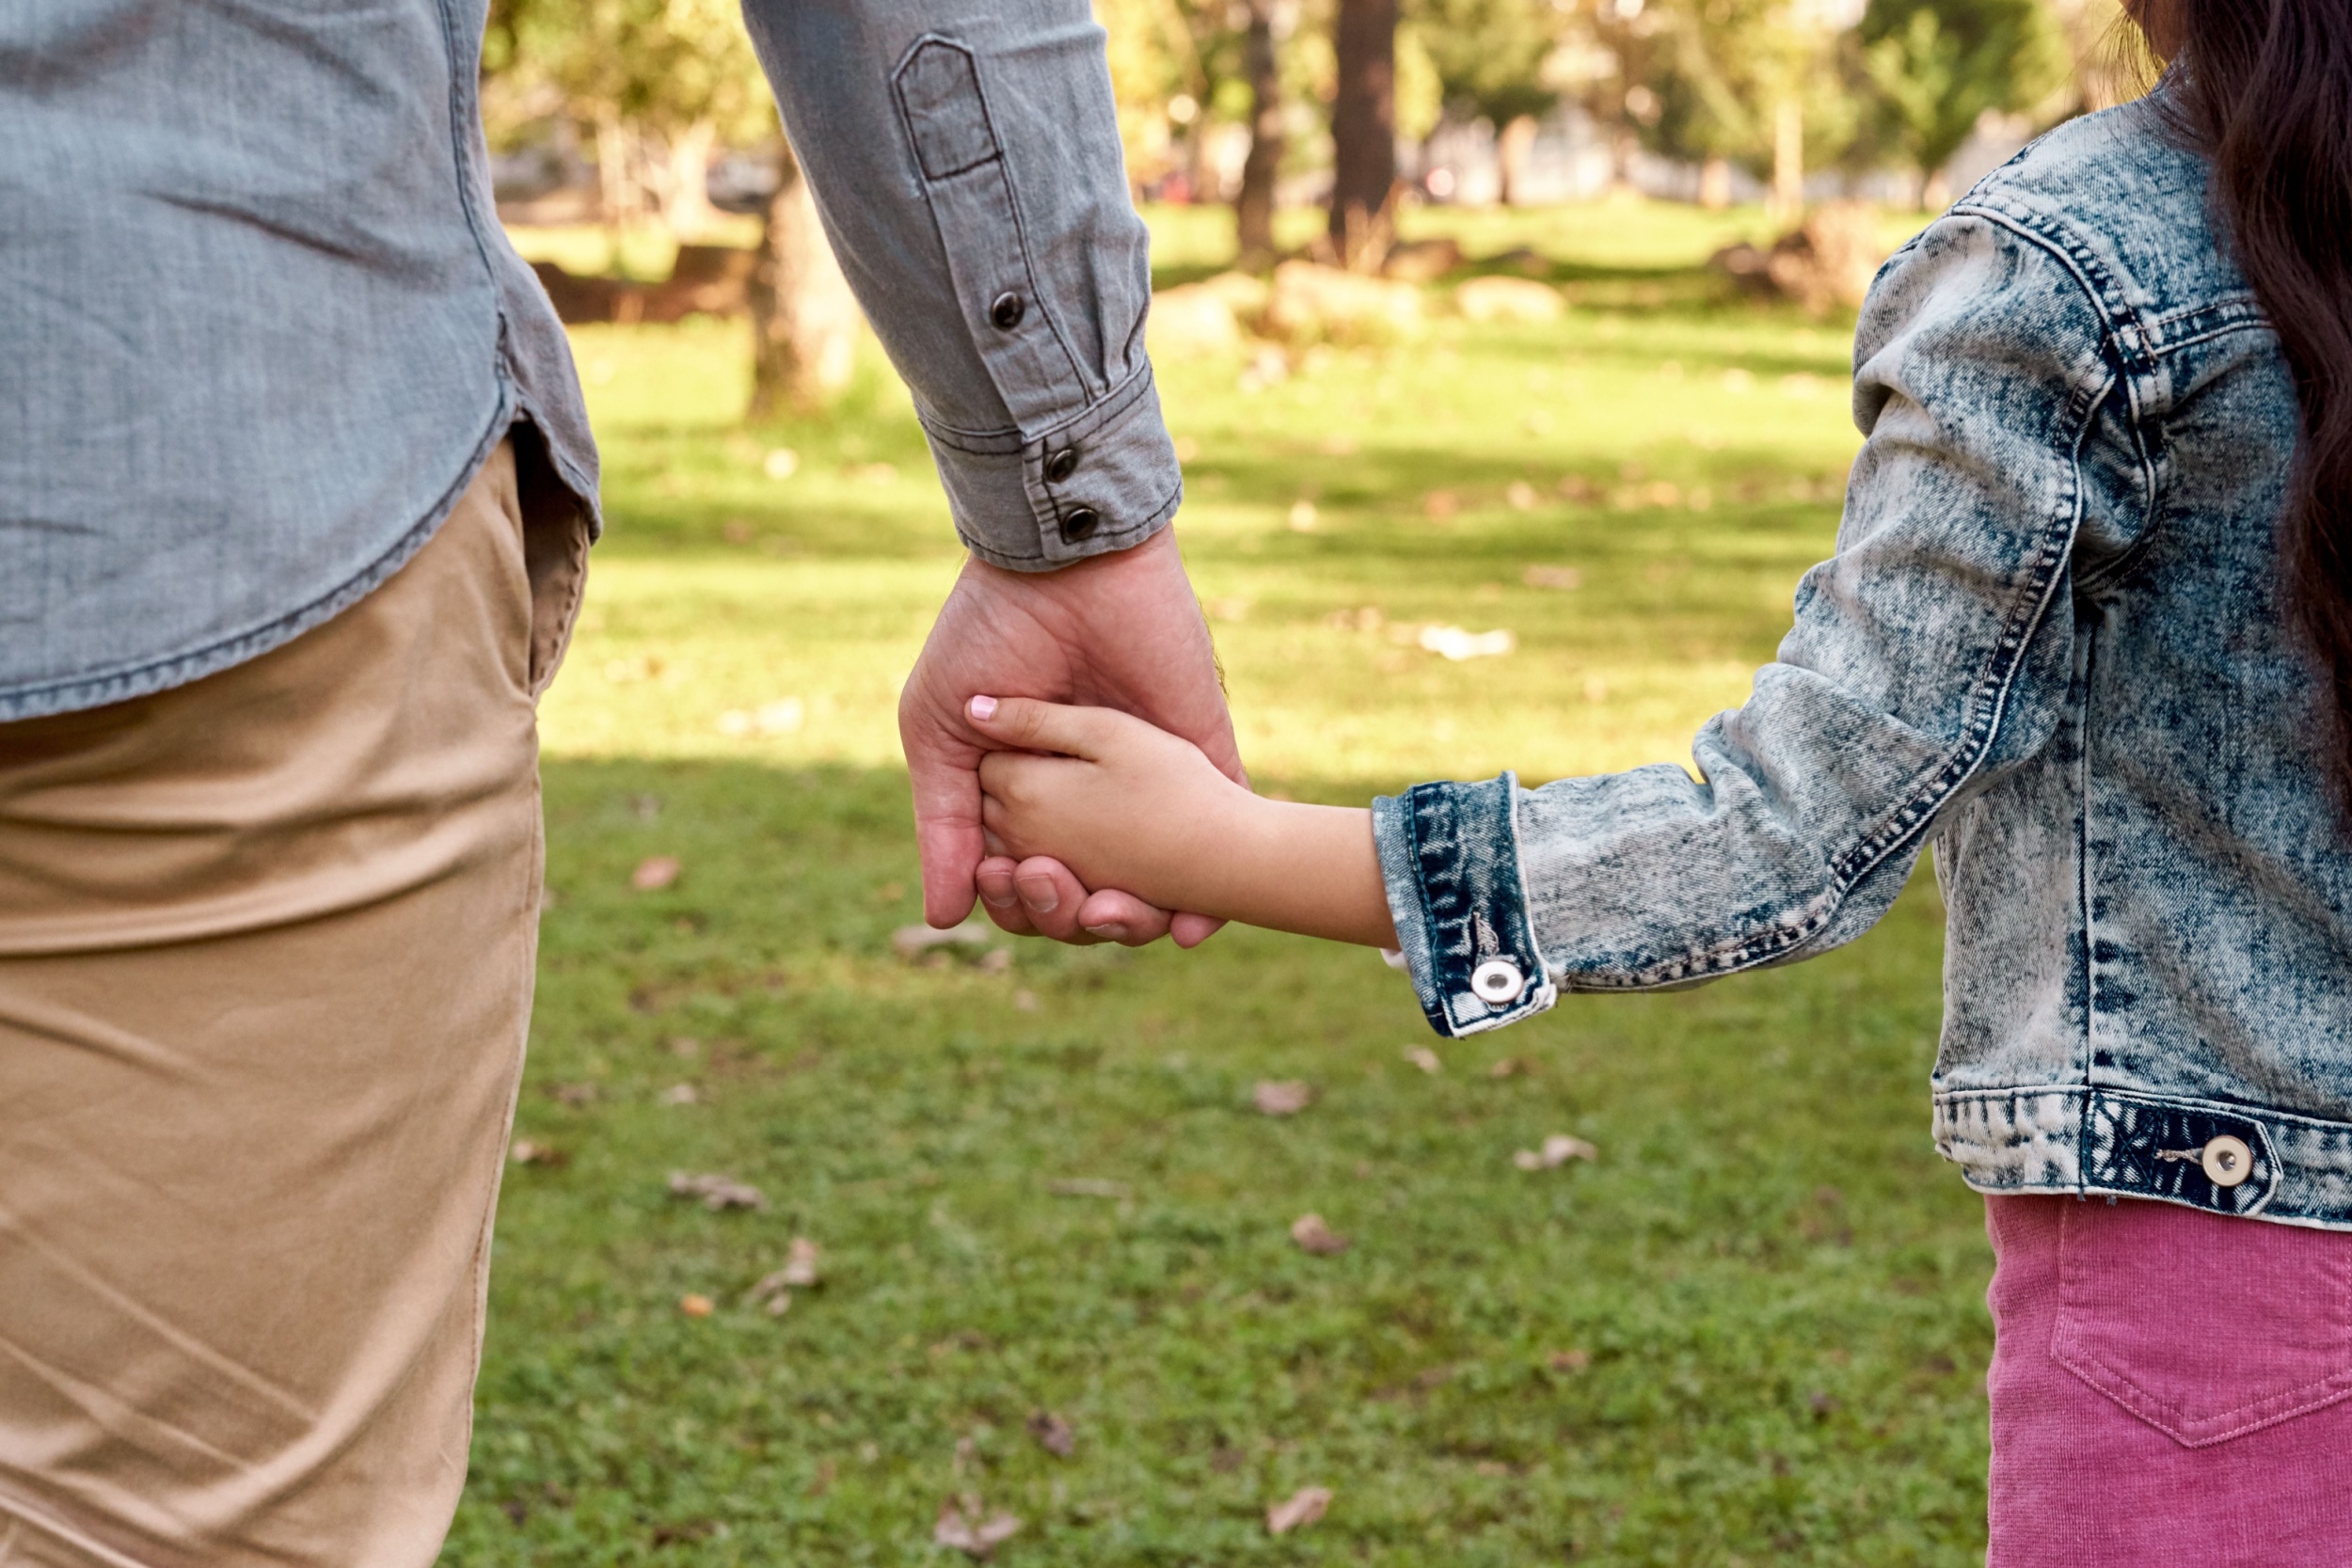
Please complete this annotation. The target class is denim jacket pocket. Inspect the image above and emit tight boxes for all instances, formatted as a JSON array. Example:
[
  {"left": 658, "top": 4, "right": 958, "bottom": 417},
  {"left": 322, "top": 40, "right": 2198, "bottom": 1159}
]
[{"left": 2051, "top": 1196, "right": 2352, "bottom": 1446}]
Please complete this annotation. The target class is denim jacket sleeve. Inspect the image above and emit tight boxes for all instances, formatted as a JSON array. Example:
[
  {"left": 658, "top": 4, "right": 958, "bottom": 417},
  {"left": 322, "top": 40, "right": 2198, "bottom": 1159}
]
[
  {"left": 739, "top": 0, "right": 1180, "bottom": 570},
  {"left": 1375, "top": 210, "right": 2136, "bottom": 1037}
]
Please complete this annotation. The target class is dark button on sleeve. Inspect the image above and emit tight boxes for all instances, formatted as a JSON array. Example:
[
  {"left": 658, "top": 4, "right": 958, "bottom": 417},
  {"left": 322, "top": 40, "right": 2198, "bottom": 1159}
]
[
  {"left": 1045, "top": 447, "right": 1080, "bottom": 483},
  {"left": 990, "top": 291, "right": 1026, "bottom": 331},
  {"left": 1058, "top": 507, "right": 1100, "bottom": 544}
]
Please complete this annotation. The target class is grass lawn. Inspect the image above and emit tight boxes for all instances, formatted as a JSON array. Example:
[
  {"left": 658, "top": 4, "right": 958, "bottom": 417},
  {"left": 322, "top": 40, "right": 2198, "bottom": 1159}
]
[{"left": 448, "top": 200, "right": 1990, "bottom": 1566}]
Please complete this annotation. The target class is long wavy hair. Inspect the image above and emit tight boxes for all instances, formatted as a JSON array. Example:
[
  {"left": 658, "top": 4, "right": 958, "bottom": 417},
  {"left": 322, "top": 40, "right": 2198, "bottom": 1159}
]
[{"left": 2150, "top": 1, "right": 2352, "bottom": 784}]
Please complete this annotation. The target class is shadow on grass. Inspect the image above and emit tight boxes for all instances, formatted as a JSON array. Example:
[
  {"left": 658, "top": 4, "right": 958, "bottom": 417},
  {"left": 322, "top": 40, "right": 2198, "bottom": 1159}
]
[{"left": 448, "top": 754, "right": 1990, "bottom": 1567}]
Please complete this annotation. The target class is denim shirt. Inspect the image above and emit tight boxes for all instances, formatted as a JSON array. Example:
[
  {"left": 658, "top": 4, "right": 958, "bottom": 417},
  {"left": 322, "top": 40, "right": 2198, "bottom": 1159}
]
[
  {"left": 1376, "top": 96, "right": 2352, "bottom": 1231},
  {"left": 0, "top": 0, "right": 1173, "bottom": 721}
]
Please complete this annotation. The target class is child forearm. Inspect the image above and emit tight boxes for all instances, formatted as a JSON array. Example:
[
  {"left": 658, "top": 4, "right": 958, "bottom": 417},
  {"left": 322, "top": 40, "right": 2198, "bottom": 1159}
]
[{"left": 1202, "top": 799, "right": 1399, "bottom": 949}]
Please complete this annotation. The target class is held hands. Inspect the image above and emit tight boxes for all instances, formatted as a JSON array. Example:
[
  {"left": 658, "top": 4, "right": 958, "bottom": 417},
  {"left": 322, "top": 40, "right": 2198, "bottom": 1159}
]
[
  {"left": 897, "top": 529, "right": 1244, "bottom": 946},
  {"left": 970, "top": 697, "right": 1400, "bottom": 951}
]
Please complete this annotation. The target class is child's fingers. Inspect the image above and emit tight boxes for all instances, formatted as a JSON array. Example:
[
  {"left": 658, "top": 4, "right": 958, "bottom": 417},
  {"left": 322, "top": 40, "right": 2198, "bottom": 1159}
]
[{"left": 966, "top": 695, "right": 1115, "bottom": 759}]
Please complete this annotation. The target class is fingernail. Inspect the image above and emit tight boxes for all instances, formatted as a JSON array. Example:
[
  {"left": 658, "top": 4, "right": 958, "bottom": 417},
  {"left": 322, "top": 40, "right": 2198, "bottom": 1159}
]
[
  {"left": 1015, "top": 877, "right": 1058, "bottom": 913},
  {"left": 968, "top": 695, "right": 998, "bottom": 722},
  {"left": 1085, "top": 924, "right": 1128, "bottom": 941}
]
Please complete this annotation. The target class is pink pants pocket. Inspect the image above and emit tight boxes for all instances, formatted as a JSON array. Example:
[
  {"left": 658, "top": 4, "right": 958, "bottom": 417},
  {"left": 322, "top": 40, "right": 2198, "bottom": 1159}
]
[{"left": 2050, "top": 1196, "right": 2352, "bottom": 1445}]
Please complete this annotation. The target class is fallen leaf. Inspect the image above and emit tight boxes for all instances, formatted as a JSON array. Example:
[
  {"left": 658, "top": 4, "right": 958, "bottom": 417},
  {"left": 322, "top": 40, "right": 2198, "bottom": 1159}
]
[
  {"left": 1404, "top": 1047, "right": 1442, "bottom": 1075},
  {"left": 678, "top": 1293, "right": 714, "bottom": 1318},
  {"left": 1266, "top": 1485, "right": 1333, "bottom": 1535},
  {"left": 1253, "top": 1079, "right": 1315, "bottom": 1117},
  {"left": 780, "top": 1235, "right": 822, "bottom": 1288},
  {"left": 547, "top": 1082, "right": 597, "bottom": 1105},
  {"left": 1026, "top": 1410, "right": 1076, "bottom": 1457},
  {"left": 1047, "top": 1177, "right": 1129, "bottom": 1199},
  {"left": 934, "top": 1501, "right": 1021, "bottom": 1560},
  {"left": 743, "top": 1275, "right": 793, "bottom": 1317},
  {"left": 1513, "top": 1133, "right": 1598, "bottom": 1171},
  {"left": 1507, "top": 481, "right": 1539, "bottom": 510},
  {"left": 631, "top": 855, "right": 681, "bottom": 892},
  {"left": 668, "top": 1035, "right": 702, "bottom": 1058},
  {"left": 1488, "top": 1057, "right": 1527, "bottom": 1078},
  {"left": 667, "top": 1171, "right": 765, "bottom": 1211},
  {"left": 1290, "top": 1213, "right": 1350, "bottom": 1256},
  {"left": 659, "top": 1083, "right": 700, "bottom": 1106},
  {"left": 892, "top": 922, "right": 993, "bottom": 959},
  {"left": 1548, "top": 1348, "right": 1591, "bottom": 1372},
  {"left": 1012, "top": 989, "right": 1041, "bottom": 1012},
  {"left": 1418, "top": 624, "right": 1517, "bottom": 661},
  {"left": 977, "top": 948, "right": 1014, "bottom": 974},
  {"left": 508, "top": 1138, "right": 567, "bottom": 1168}
]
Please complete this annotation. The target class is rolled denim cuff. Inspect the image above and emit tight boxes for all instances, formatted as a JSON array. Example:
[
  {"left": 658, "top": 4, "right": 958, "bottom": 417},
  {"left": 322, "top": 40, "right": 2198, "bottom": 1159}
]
[
  {"left": 1373, "top": 774, "right": 1559, "bottom": 1037},
  {"left": 921, "top": 364, "right": 1184, "bottom": 573}
]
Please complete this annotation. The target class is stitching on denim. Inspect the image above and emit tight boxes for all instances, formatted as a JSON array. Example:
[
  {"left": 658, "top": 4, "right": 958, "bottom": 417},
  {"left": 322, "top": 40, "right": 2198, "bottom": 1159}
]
[
  {"left": 890, "top": 39, "right": 1002, "bottom": 180},
  {"left": 891, "top": 35, "right": 1090, "bottom": 410},
  {"left": 1403, "top": 788, "right": 1454, "bottom": 1036}
]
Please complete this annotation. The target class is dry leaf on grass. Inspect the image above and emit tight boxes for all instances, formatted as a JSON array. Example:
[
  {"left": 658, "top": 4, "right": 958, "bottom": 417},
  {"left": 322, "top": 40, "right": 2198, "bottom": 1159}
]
[
  {"left": 508, "top": 1139, "right": 567, "bottom": 1167},
  {"left": 1252, "top": 1079, "right": 1315, "bottom": 1117},
  {"left": 631, "top": 855, "right": 681, "bottom": 892},
  {"left": 1265, "top": 1486, "right": 1333, "bottom": 1535},
  {"left": 667, "top": 1171, "right": 766, "bottom": 1211},
  {"left": 1290, "top": 1213, "right": 1350, "bottom": 1256},
  {"left": 892, "top": 922, "right": 993, "bottom": 959},
  {"left": 1513, "top": 1134, "right": 1598, "bottom": 1171},
  {"left": 1047, "top": 1178, "right": 1129, "bottom": 1199},
  {"left": 547, "top": 1081, "right": 597, "bottom": 1105},
  {"left": 780, "top": 1235, "right": 821, "bottom": 1287},
  {"left": 1488, "top": 1057, "right": 1528, "bottom": 1079},
  {"left": 933, "top": 1500, "right": 1021, "bottom": 1560},
  {"left": 1404, "top": 1047, "right": 1442, "bottom": 1075},
  {"left": 1026, "top": 1410, "right": 1076, "bottom": 1457},
  {"left": 659, "top": 1083, "right": 700, "bottom": 1106},
  {"left": 1548, "top": 1348, "right": 1592, "bottom": 1371},
  {"left": 678, "top": 1293, "right": 714, "bottom": 1318}
]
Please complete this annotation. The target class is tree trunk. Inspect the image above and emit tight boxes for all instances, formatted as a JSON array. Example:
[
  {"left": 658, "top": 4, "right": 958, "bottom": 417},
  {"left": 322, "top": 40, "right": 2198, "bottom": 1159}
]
[
  {"left": 1698, "top": 155, "right": 1731, "bottom": 210},
  {"left": 1771, "top": 99, "right": 1804, "bottom": 220},
  {"left": 1235, "top": 0, "right": 1285, "bottom": 271},
  {"left": 656, "top": 119, "right": 720, "bottom": 240},
  {"left": 1327, "top": 0, "right": 1397, "bottom": 271},
  {"left": 749, "top": 138, "right": 861, "bottom": 419},
  {"left": 1496, "top": 116, "right": 1537, "bottom": 207}
]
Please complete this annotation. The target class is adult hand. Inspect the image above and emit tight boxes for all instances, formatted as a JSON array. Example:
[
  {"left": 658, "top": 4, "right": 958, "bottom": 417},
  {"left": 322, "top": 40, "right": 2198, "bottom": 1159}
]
[{"left": 898, "top": 527, "right": 1244, "bottom": 946}]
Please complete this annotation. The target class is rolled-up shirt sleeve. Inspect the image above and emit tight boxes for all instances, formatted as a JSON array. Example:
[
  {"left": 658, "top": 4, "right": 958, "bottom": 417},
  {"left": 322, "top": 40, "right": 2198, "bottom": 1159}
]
[{"left": 740, "top": 0, "right": 1180, "bottom": 569}]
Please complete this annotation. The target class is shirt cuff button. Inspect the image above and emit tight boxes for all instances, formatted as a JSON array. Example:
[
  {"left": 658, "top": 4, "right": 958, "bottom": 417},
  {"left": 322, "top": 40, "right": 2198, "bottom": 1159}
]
[
  {"left": 1059, "top": 507, "right": 1101, "bottom": 544},
  {"left": 2201, "top": 1135, "right": 2253, "bottom": 1188},
  {"left": 1045, "top": 447, "right": 1080, "bottom": 483},
  {"left": 990, "top": 291, "right": 1026, "bottom": 330}
]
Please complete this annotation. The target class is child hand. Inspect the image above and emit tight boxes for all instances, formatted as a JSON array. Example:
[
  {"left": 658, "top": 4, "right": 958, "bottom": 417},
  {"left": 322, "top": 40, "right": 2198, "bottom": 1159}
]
[
  {"left": 972, "top": 697, "right": 1252, "bottom": 917},
  {"left": 968, "top": 695, "right": 1398, "bottom": 949}
]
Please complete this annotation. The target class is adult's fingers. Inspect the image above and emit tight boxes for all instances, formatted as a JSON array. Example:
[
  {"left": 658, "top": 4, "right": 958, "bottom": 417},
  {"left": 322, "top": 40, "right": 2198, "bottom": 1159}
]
[
  {"left": 999, "top": 857, "right": 1104, "bottom": 943},
  {"left": 973, "top": 855, "right": 1040, "bottom": 936},
  {"left": 1168, "top": 911, "right": 1228, "bottom": 949}
]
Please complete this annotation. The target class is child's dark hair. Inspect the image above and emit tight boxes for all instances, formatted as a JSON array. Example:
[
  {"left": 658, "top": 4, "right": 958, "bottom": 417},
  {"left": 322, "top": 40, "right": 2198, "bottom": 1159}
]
[{"left": 2160, "top": 2, "right": 2352, "bottom": 789}]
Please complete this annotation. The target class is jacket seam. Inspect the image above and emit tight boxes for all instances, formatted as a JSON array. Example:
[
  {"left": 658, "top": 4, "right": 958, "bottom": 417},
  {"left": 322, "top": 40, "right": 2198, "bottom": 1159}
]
[{"left": 1571, "top": 219, "right": 2114, "bottom": 990}]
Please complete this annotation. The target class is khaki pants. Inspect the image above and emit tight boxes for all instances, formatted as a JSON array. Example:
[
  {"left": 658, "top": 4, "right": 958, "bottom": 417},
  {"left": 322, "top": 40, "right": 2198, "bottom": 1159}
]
[{"left": 0, "top": 444, "right": 583, "bottom": 1566}]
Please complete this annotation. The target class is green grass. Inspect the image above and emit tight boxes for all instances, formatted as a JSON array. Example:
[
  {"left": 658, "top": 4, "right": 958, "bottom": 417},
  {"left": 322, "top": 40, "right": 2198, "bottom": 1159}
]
[{"left": 449, "top": 201, "right": 1991, "bottom": 1566}]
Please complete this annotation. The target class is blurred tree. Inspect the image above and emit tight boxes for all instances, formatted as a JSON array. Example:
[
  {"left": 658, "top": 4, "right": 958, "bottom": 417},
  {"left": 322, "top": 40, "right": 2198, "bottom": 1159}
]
[
  {"left": 483, "top": 0, "right": 771, "bottom": 237},
  {"left": 1328, "top": 0, "right": 1399, "bottom": 265},
  {"left": 748, "top": 137, "right": 861, "bottom": 417},
  {"left": 1410, "top": 0, "right": 1561, "bottom": 202},
  {"left": 1234, "top": 0, "right": 1288, "bottom": 265},
  {"left": 1856, "top": 0, "right": 2071, "bottom": 204},
  {"left": 1635, "top": 0, "right": 1859, "bottom": 214}
]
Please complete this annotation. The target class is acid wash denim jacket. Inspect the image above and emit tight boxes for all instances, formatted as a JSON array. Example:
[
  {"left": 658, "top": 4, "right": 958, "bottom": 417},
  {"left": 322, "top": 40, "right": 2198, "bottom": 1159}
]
[
  {"left": 0, "top": 0, "right": 1170, "bottom": 721},
  {"left": 1375, "top": 94, "right": 2352, "bottom": 1233}
]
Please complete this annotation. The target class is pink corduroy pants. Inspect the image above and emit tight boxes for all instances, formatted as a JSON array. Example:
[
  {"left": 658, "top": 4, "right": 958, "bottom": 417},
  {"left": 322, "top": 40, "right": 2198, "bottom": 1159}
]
[{"left": 1984, "top": 1194, "right": 2352, "bottom": 1566}]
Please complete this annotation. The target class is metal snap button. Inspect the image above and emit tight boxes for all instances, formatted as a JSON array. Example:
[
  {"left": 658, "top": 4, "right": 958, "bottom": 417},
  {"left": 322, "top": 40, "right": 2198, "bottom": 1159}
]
[
  {"left": 990, "top": 291, "right": 1026, "bottom": 330},
  {"left": 1046, "top": 447, "right": 1080, "bottom": 483},
  {"left": 2201, "top": 1134, "right": 2253, "bottom": 1189},
  {"left": 1059, "top": 507, "right": 1101, "bottom": 544},
  {"left": 1470, "top": 958, "right": 1525, "bottom": 1006}
]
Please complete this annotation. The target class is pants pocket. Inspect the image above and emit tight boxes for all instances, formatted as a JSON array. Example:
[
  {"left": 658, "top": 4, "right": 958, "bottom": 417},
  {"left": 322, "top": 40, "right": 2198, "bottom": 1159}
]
[{"left": 2051, "top": 1196, "right": 2352, "bottom": 1446}]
